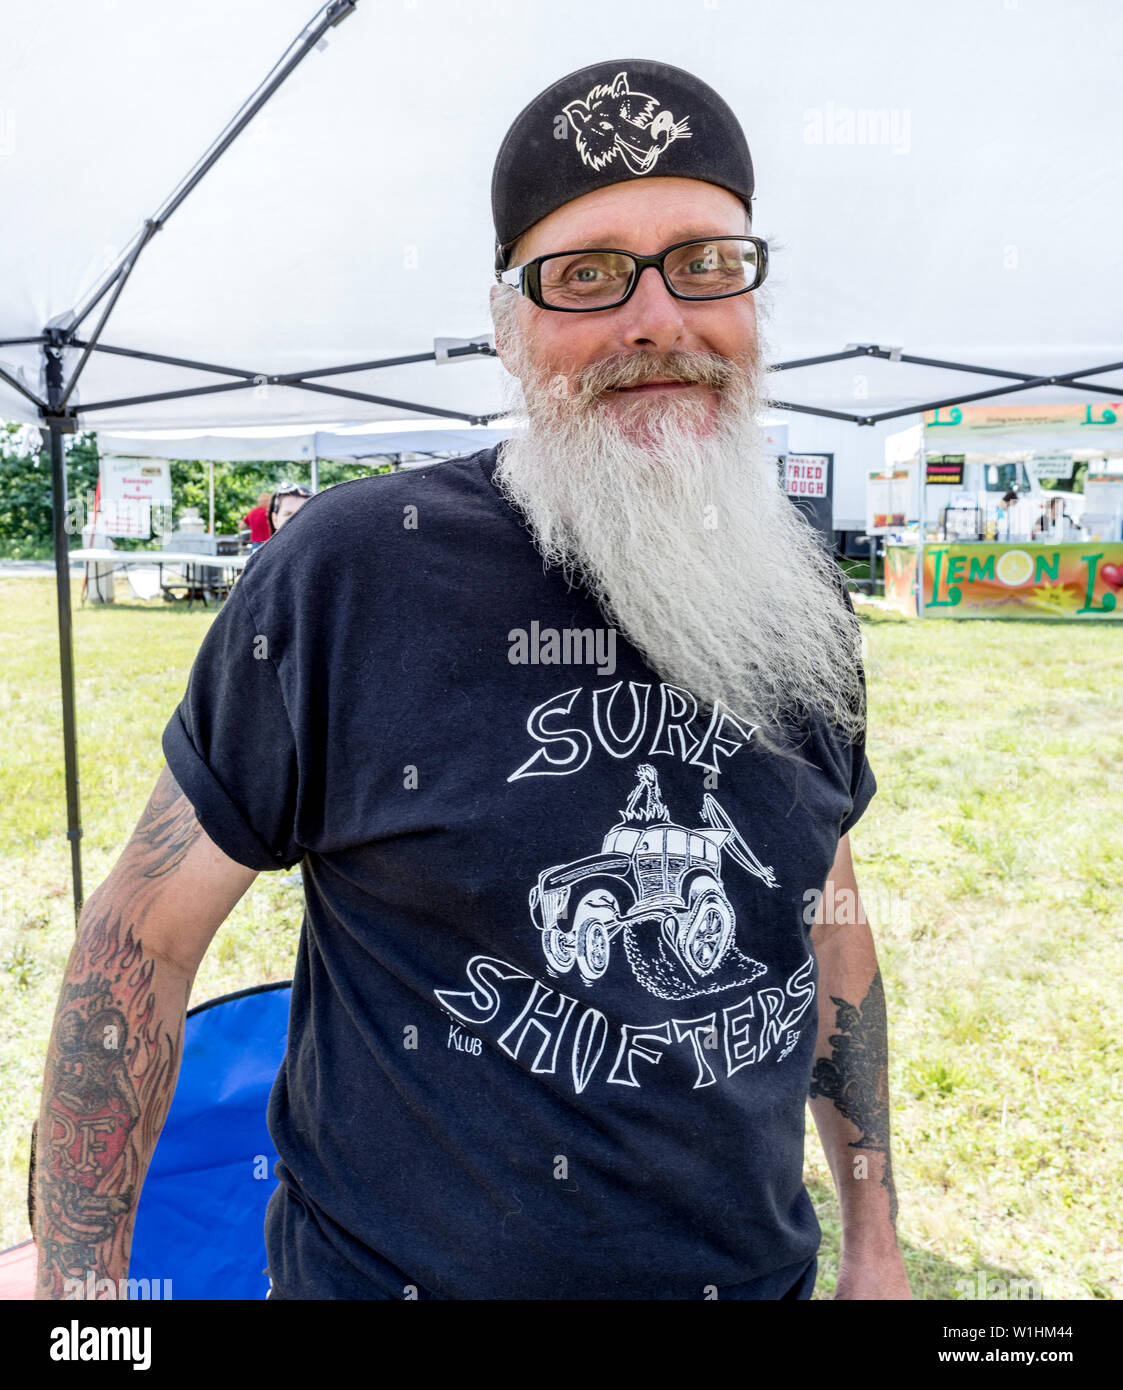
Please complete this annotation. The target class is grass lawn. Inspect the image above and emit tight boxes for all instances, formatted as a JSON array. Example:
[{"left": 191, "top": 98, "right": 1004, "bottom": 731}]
[{"left": 1, "top": 574, "right": 1119, "bottom": 1300}]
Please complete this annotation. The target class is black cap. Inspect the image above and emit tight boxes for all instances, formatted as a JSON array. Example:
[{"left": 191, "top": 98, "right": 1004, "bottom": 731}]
[{"left": 492, "top": 59, "right": 755, "bottom": 273}]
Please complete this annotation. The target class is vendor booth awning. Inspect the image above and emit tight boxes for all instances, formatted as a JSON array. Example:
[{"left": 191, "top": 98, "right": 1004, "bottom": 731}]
[{"left": 886, "top": 402, "right": 1123, "bottom": 461}]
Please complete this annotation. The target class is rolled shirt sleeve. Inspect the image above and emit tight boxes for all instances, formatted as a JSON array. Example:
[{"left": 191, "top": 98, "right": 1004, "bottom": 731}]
[{"left": 161, "top": 575, "right": 303, "bottom": 871}]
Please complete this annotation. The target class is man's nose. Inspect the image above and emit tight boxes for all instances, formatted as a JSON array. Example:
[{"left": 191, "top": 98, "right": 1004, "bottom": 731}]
[{"left": 612, "top": 265, "right": 688, "bottom": 353}]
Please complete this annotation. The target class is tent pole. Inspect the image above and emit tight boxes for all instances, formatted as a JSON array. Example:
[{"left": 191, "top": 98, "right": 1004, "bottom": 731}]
[
  {"left": 916, "top": 424, "right": 927, "bottom": 620},
  {"left": 43, "top": 341, "right": 84, "bottom": 925},
  {"left": 208, "top": 460, "right": 215, "bottom": 535},
  {"left": 310, "top": 456, "right": 319, "bottom": 495}
]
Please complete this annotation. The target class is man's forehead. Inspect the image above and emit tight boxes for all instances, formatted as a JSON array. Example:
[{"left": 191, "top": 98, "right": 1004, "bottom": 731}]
[
  {"left": 567, "top": 224, "right": 742, "bottom": 250},
  {"left": 519, "top": 179, "right": 748, "bottom": 258}
]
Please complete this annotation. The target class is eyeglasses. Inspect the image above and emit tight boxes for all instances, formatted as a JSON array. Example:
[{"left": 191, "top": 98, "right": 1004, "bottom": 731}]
[{"left": 496, "top": 236, "right": 768, "bottom": 313}]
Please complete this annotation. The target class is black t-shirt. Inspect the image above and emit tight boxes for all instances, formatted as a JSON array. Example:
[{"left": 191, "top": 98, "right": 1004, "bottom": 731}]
[{"left": 162, "top": 445, "right": 876, "bottom": 1300}]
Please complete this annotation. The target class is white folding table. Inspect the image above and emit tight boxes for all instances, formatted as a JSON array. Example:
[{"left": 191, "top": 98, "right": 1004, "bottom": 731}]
[{"left": 68, "top": 548, "right": 250, "bottom": 609}]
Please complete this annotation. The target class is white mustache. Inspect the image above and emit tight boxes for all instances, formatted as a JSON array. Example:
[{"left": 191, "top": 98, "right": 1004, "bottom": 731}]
[{"left": 567, "top": 348, "right": 741, "bottom": 405}]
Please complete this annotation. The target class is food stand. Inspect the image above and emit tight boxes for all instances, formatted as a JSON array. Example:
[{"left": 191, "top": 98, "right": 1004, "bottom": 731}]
[{"left": 874, "top": 403, "right": 1123, "bottom": 618}]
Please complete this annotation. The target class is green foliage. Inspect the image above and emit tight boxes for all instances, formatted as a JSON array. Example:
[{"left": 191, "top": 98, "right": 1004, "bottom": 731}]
[
  {"left": 1039, "top": 461, "right": 1086, "bottom": 494},
  {"left": 0, "top": 424, "right": 98, "bottom": 555},
  {"left": 0, "top": 421, "right": 391, "bottom": 555},
  {"left": 166, "top": 457, "right": 391, "bottom": 540},
  {"left": 0, "top": 940, "right": 43, "bottom": 991}
]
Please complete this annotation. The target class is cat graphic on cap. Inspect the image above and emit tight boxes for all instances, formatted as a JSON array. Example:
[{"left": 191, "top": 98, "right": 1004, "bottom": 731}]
[
  {"left": 492, "top": 58, "right": 755, "bottom": 272},
  {"left": 562, "top": 71, "right": 692, "bottom": 176}
]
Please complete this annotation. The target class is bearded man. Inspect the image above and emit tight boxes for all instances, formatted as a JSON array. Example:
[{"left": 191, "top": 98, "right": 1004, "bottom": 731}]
[{"left": 34, "top": 59, "right": 909, "bottom": 1302}]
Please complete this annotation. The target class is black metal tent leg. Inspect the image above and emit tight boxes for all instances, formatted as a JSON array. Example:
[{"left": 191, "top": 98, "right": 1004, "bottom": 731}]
[{"left": 44, "top": 369, "right": 83, "bottom": 924}]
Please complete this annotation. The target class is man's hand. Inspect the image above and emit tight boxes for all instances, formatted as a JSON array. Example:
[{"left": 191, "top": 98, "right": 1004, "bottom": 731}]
[{"left": 835, "top": 1242, "right": 912, "bottom": 1300}]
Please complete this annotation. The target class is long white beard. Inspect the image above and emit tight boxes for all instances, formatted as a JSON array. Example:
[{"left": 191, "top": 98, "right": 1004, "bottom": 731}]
[{"left": 489, "top": 293, "right": 866, "bottom": 755}]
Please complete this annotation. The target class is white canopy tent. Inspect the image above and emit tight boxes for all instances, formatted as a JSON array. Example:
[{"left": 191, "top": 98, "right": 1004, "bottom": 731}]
[
  {"left": 98, "top": 422, "right": 513, "bottom": 463},
  {"left": 2, "top": 0, "right": 1121, "bottom": 915},
  {"left": 96, "top": 422, "right": 516, "bottom": 537},
  {"left": 97, "top": 422, "right": 516, "bottom": 517},
  {"left": 4, "top": 0, "right": 1122, "bottom": 433}
]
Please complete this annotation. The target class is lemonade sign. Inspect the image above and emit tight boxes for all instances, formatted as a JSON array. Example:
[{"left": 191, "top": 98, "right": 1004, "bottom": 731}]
[
  {"left": 922, "top": 542, "right": 1123, "bottom": 617},
  {"left": 884, "top": 543, "right": 917, "bottom": 612},
  {"left": 995, "top": 549, "right": 1035, "bottom": 586}
]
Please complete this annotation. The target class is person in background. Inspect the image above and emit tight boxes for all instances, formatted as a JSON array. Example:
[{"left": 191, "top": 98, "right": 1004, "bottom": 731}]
[
  {"left": 995, "top": 487, "right": 1020, "bottom": 540},
  {"left": 1032, "top": 495, "right": 1083, "bottom": 542},
  {"left": 241, "top": 491, "right": 273, "bottom": 552},
  {"left": 269, "top": 483, "right": 312, "bottom": 535}
]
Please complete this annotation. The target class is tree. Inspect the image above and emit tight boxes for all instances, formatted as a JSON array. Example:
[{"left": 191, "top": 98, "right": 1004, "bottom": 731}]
[
  {"left": 1039, "top": 462, "right": 1086, "bottom": 495},
  {"left": 0, "top": 425, "right": 99, "bottom": 558}
]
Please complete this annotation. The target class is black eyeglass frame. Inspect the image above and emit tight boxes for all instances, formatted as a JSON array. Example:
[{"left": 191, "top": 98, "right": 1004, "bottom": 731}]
[{"left": 495, "top": 235, "right": 769, "bottom": 313}]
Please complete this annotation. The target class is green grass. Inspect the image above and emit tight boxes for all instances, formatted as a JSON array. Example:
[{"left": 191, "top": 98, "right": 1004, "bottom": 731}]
[
  {"left": 838, "top": 557, "right": 872, "bottom": 582},
  {"left": 1, "top": 576, "right": 1120, "bottom": 1300},
  {"left": 807, "top": 602, "right": 1122, "bottom": 1300},
  {"left": 0, "top": 577, "right": 303, "bottom": 1263}
]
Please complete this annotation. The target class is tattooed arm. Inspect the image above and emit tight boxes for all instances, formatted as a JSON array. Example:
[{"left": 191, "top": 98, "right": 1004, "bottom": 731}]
[
  {"left": 807, "top": 833, "right": 910, "bottom": 1300},
  {"left": 33, "top": 764, "right": 259, "bottom": 1299}
]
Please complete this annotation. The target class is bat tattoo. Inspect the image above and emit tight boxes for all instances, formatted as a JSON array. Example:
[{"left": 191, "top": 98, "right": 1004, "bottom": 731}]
[{"left": 809, "top": 971, "right": 899, "bottom": 1226}]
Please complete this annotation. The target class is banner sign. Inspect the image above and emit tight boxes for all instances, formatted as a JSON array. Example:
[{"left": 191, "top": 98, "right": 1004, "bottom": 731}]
[
  {"left": 926, "top": 455, "right": 965, "bottom": 486},
  {"left": 866, "top": 468, "right": 911, "bottom": 532},
  {"left": 1027, "top": 451, "right": 1075, "bottom": 480},
  {"left": 98, "top": 457, "right": 173, "bottom": 538},
  {"left": 885, "top": 541, "right": 1123, "bottom": 618},
  {"left": 782, "top": 453, "right": 829, "bottom": 498},
  {"left": 779, "top": 452, "right": 833, "bottom": 543},
  {"left": 923, "top": 402, "right": 1121, "bottom": 437}
]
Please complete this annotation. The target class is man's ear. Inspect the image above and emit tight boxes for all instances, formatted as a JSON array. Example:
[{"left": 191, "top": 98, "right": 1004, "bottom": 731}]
[{"left": 488, "top": 284, "right": 509, "bottom": 367}]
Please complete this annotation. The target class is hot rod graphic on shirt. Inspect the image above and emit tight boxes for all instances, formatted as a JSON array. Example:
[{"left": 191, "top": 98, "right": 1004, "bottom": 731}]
[{"left": 527, "top": 765, "right": 779, "bottom": 1001}]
